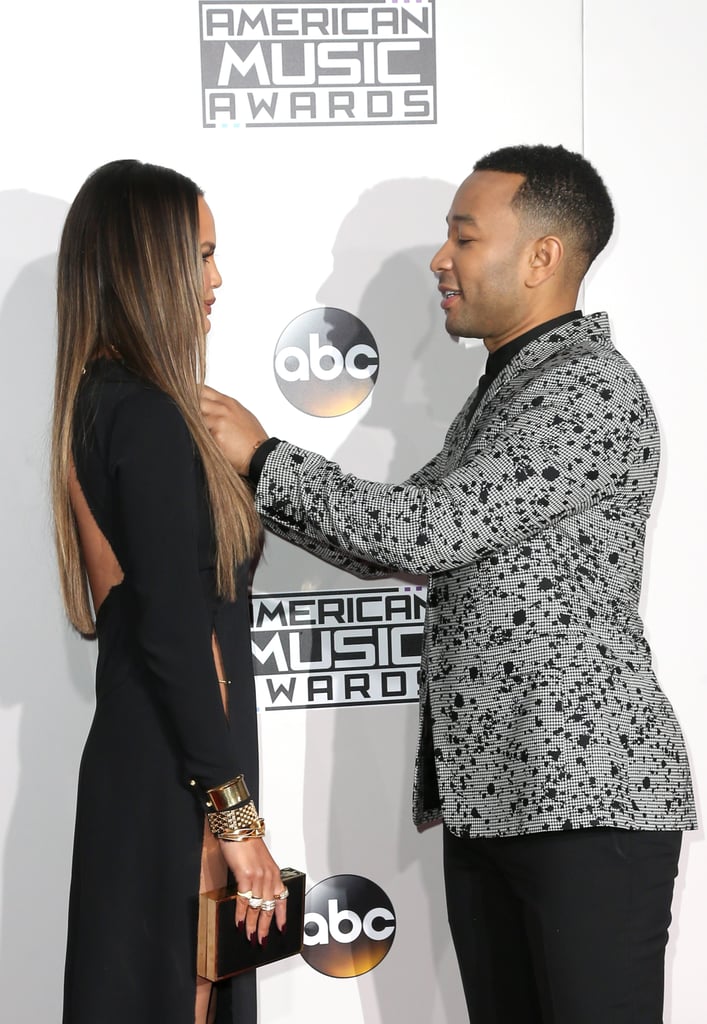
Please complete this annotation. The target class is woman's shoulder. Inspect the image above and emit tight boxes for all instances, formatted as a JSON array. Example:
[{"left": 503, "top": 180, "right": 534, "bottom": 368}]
[
  {"left": 79, "top": 359, "right": 192, "bottom": 453},
  {"left": 82, "top": 358, "right": 178, "bottom": 413},
  {"left": 81, "top": 356, "right": 157, "bottom": 398}
]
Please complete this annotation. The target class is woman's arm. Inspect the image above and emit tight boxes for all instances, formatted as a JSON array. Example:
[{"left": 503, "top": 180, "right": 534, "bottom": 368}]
[{"left": 111, "top": 388, "right": 285, "bottom": 938}]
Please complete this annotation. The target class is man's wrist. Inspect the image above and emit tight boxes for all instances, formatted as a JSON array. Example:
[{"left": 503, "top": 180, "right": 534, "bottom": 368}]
[{"left": 247, "top": 436, "right": 281, "bottom": 487}]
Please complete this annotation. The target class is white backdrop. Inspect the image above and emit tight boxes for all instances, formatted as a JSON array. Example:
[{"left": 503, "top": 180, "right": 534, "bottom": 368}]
[{"left": 0, "top": 1, "right": 704, "bottom": 1021}]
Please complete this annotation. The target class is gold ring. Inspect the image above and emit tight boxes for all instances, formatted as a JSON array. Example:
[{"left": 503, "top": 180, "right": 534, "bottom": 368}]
[
  {"left": 261, "top": 899, "right": 276, "bottom": 913},
  {"left": 275, "top": 887, "right": 289, "bottom": 901},
  {"left": 236, "top": 890, "right": 253, "bottom": 900},
  {"left": 248, "top": 896, "right": 263, "bottom": 910}
]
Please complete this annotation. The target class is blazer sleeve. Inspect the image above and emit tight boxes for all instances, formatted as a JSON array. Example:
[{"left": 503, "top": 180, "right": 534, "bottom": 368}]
[
  {"left": 254, "top": 355, "right": 646, "bottom": 575},
  {"left": 260, "top": 509, "right": 385, "bottom": 578},
  {"left": 109, "top": 388, "right": 242, "bottom": 795},
  {"left": 256, "top": 402, "right": 466, "bottom": 576}
]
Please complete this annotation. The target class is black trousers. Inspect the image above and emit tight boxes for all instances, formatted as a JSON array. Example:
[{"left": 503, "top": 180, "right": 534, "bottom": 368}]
[{"left": 443, "top": 826, "right": 682, "bottom": 1024}]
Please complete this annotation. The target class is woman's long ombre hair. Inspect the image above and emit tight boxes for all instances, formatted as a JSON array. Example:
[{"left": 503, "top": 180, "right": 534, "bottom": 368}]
[{"left": 52, "top": 159, "right": 261, "bottom": 636}]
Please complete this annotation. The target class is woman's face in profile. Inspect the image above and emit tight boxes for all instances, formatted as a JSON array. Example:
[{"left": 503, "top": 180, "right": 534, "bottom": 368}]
[{"left": 198, "top": 197, "right": 222, "bottom": 333}]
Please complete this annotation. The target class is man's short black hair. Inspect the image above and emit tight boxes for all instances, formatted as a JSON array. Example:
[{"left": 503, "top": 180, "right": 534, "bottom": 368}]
[{"left": 474, "top": 144, "right": 614, "bottom": 276}]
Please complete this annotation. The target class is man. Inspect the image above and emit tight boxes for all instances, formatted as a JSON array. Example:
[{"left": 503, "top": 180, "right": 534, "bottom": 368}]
[{"left": 202, "top": 145, "right": 696, "bottom": 1023}]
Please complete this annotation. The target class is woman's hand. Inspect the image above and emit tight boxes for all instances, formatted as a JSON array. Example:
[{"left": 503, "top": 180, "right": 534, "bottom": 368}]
[
  {"left": 218, "top": 836, "right": 287, "bottom": 944},
  {"left": 201, "top": 386, "right": 268, "bottom": 476}
]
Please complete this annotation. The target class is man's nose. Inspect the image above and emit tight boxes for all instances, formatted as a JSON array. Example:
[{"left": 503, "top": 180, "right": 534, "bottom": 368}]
[{"left": 430, "top": 239, "right": 452, "bottom": 274}]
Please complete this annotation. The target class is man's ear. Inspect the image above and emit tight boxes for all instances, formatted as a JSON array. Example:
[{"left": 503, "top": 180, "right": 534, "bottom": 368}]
[{"left": 525, "top": 235, "right": 564, "bottom": 288}]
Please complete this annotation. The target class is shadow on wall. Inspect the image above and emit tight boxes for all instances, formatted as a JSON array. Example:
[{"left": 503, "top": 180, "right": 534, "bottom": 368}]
[
  {"left": 253, "top": 176, "right": 486, "bottom": 594},
  {"left": 0, "top": 192, "right": 96, "bottom": 1022},
  {"left": 255, "top": 179, "right": 482, "bottom": 1022}
]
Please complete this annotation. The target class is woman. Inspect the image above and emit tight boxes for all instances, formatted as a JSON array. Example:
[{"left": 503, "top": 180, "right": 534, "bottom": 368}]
[{"left": 52, "top": 160, "right": 286, "bottom": 1024}]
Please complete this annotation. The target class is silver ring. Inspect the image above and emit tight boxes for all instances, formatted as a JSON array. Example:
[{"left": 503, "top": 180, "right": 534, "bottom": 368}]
[
  {"left": 236, "top": 890, "right": 253, "bottom": 900},
  {"left": 275, "top": 887, "right": 289, "bottom": 901},
  {"left": 248, "top": 896, "right": 263, "bottom": 910},
  {"left": 261, "top": 899, "right": 276, "bottom": 913}
]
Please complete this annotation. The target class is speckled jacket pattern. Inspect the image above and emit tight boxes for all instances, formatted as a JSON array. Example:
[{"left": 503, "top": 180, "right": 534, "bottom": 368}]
[{"left": 255, "top": 313, "right": 696, "bottom": 838}]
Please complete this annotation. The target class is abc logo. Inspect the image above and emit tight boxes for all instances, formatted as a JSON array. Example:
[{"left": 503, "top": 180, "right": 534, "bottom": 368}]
[
  {"left": 274, "top": 307, "right": 379, "bottom": 417},
  {"left": 301, "top": 874, "right": 396, "bottom": 978}
]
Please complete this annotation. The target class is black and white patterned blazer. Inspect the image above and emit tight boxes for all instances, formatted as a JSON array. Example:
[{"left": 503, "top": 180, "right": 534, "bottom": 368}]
[{"left": 254, "top": 313, "right": 696, "bottom": 837}]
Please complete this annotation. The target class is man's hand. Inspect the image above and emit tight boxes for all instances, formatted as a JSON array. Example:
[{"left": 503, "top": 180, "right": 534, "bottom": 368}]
[{"left": 201, "top": 385, "right": 269, "bottom": 475}]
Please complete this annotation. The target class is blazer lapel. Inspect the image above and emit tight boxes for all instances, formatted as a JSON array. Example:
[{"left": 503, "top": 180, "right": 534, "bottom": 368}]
[{"left": 459, "top": 312, "right": 613, "bottom": 449}]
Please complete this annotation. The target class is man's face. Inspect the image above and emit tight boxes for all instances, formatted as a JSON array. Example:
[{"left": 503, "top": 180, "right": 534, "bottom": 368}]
[{"left": 430, "top": 170, "right": 534, "bottom": 349}]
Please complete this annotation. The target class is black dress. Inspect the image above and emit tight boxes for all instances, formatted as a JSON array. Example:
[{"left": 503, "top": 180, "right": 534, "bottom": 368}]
[{"left": 63, "top": 358, "right": 258, "bottom": 1024}]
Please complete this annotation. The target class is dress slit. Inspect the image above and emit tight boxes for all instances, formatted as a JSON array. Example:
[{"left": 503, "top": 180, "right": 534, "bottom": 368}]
[{"left": 195, "top": 634, "right": 232, "bottom": 1024}]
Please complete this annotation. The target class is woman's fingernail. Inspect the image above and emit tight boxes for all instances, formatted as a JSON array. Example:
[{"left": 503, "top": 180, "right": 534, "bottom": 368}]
[
  {"left": 260, "top": 936, "right": 268, "bottom": 950},
  {"left": 236, "top": 920, "right": 244, "bottom": 932}
]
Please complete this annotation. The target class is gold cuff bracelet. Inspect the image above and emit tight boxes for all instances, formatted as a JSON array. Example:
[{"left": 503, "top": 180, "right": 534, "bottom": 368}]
[{"left": 206, "top": 775, "right": 251, "bottom": 811}]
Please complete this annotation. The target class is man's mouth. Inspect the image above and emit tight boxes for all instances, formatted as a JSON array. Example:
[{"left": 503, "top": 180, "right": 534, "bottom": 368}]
[{"left": 440, "top": 289, "right": 461, "bottom": 309}]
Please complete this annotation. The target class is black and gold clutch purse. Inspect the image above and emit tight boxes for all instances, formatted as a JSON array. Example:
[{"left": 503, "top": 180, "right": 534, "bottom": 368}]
[{"left": 197, "top": 868, "right": 306, "bottom": 982}]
